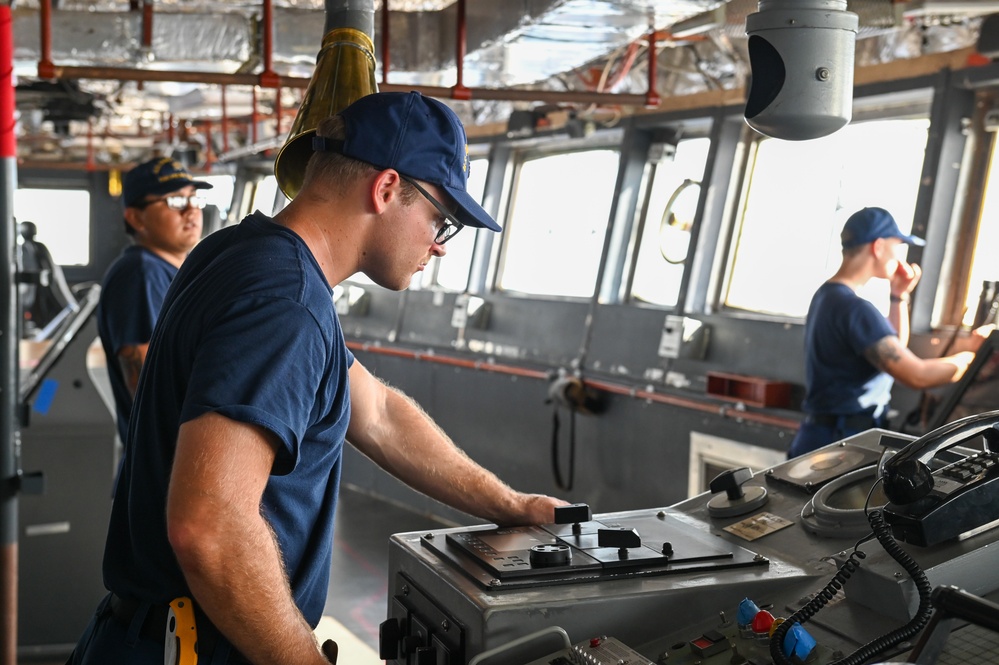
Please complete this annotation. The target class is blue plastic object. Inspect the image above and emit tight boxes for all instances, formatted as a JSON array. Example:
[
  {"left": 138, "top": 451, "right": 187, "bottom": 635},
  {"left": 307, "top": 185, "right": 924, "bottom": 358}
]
[
  {"left": 737, "top": 598, "right": 760, "bottom": 627},
  {"left": 782, "top": 623, "right": 817, "bottom": 661}
]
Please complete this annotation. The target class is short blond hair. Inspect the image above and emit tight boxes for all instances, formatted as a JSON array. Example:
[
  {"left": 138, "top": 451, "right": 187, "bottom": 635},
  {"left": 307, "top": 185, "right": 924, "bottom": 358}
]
[{"left": 302, "top": 115, "right": 418, "bottom": 205}]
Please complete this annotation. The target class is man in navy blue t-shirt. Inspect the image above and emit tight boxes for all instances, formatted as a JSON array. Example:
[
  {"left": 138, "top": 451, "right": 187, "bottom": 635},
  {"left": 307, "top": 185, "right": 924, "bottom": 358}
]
[
  {"left": 72, "top": 92, "right": 566, "bottom": 665},
  {"left": 788, "top": 207, "right": 989, "bottom": 458},
  {"left": 97, "top": 157, "right": 213, "bottom": 451}
]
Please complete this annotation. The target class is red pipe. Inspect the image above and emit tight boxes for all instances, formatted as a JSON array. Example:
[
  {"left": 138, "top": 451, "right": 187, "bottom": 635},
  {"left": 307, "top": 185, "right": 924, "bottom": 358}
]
[
  {"left": 1, "top": 7, "right": 15, "bottom": 160},
  {"left": 251, "top": 86, "right": 258, "bottom": 143},
  {"left": 86, "top": 119, "right": 95, "bottom": 171},
  {"left": 204, "top": 120, "right": 214, "bottom": 166},
  {"left": 221, "top": 85, "right": 229, "bottom": 153},
  {"left": 345, "top": 341, "right": 801, "bottom": 430},
  {"left": 37, "top": 0, "right": 55, "bottom": 79},
  {"left": 381, "top": 0, "right": 390, "bottom": 86},
  {"left": 259, "top": 0, "right": 280, "bottom": 88},
  {"left": 275, "top": 88, "right": 283, "bottom": 136},
  {"left": 452, "top": 0, "right": 471, "bottom": 100},
  {"left": 142, "top": 1, "right": 153, "bottom": 50},
  {"left": 645, "top": 29, "right": 660, "bottom": 108}
]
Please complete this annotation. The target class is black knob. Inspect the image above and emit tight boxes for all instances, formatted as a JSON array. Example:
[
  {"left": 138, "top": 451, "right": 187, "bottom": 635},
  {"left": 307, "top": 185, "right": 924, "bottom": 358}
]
[
  {"left": 554, "top": 503, "right": 592, "bottom": 524},
  {"left": 415, "top": 646, "right": 436, "bottom": 665},
  {"left": 529, "top": 543, "right": 571, "bottom": 567},
  {"left": 401, "top": 635, "right": 423, "bottom": 655},
  {"left": 709, "top": 467, "right": 753, "bottom": 500},
  {"left": 662, "top": 542, "right": 673, "bottom": 557},
  {"left": 597, "top": 527, "right": 641, "bottom": 549},
  {"left": 378, "top": 617, "right": 402, "bottom": 660}
]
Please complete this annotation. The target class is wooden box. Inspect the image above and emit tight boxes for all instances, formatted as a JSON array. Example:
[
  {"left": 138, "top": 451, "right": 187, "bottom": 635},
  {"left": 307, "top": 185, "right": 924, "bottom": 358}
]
[{"left": 705, "top": 371, "right": 791, "bottom": 408}]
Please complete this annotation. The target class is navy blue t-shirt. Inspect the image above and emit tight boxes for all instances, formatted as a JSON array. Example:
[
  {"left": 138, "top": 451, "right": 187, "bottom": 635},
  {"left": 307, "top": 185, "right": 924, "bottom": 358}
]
[
  {"left": 103, "top": 212, "right": 354, "bottom": 627},
  {"left": 802, "top": 282, "right": 896, "bottom": 417},
  {"left": 97, "top": 245, "right": 177, "bottom": 445}
]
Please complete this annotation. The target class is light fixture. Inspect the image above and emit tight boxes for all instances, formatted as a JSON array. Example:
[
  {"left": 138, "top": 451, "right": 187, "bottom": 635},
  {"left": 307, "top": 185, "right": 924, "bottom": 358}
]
[
  {"left": 670, "top": 6, "right": 727, "bottom": 39},
  {"left": 899, "top": 0, "right": 999, "bottom": 19}
]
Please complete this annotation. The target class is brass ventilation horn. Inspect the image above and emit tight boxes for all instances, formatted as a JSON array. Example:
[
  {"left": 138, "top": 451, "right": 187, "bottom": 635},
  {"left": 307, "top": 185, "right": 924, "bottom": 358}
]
[{"left": 274, "top": 27, "right": 378, "bottom": 200}]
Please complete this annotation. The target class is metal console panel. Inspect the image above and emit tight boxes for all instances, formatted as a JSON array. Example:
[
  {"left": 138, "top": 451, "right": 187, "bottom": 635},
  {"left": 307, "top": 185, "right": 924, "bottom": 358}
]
[{"left": 384, "top": 429, "right": 999, "bottom": 665}]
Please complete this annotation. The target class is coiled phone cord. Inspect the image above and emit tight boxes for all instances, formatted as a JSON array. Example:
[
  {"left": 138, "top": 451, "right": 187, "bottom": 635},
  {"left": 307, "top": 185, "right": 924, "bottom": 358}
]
[{"left": 769, "top": 508, "right": 933, "bottom": 665}]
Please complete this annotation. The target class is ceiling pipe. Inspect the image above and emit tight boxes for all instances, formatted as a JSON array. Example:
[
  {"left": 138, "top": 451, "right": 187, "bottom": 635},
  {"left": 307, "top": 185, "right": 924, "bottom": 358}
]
[
  {"left": 36, "top": 0, "right": 54, "bottom": 80},
  {"left": 141, "top": 1, "right": 153, "bottom": 53},
  {"left": 381, "top": 0, "right": 390, "bottom": 86},
  {"left": 221, "top": 86, "right": 230, "bottom": 154},
  {"left": 452, "top": 0, "right": 470, "bottom": 100},
  {"left": 646, "top": 29, "right": 661, "bottom": 108},
  {"left": 260, "top": 0, "right": 279, "bottom": 88},
  {"left": 31, "top": 0, "right": 667, "bottom": 145}
]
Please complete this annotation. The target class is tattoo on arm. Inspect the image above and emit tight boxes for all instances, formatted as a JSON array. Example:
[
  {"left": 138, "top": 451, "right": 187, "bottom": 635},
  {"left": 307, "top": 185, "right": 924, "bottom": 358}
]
[
  {"left": 118, "top": 345, "right": 146, "bottom": 397},
  {"left": 865, "top": 337, "right": 902, "bottom": 371}
]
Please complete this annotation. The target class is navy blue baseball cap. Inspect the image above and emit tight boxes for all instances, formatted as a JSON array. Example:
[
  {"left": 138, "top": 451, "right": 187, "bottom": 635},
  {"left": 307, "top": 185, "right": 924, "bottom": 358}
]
[
  {"left": 841, "top": 207, "right": 925, "bottom": 250},
  {"left": 313, "top": 91, "right": 500, "bottom": 232},
  {"left": 123, "top": 157, "right": 212, "bottom": 208}
]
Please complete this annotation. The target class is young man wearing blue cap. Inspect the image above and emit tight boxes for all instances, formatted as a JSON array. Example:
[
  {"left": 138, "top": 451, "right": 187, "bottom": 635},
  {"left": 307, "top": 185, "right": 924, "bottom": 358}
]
[
  {"left": 787, "top": 206, "right": 990, "bottom": 458},
  {"left": 70, "top": 92, "right": 565, "bottom": 664},
  {"left": 97, "top": 157, "right": 213, "bottom": 457}
]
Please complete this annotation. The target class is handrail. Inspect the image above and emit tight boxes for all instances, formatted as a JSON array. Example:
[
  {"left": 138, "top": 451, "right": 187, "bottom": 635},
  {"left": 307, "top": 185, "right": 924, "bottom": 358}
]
[{"left": 345, "top": 340, "right": 801, "bottom": 430}]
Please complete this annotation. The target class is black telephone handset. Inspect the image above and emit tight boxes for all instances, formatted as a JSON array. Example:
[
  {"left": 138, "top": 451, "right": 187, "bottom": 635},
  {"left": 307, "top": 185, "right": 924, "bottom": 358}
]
[{"left": 881, "top": 409, "right": 999, "bottom": 546}]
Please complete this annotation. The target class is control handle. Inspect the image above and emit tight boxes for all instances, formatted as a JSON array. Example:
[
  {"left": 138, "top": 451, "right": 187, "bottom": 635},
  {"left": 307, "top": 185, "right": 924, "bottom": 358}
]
[
  {"left": 597, "top": 527, "right": 641, "bottom": 550},
  {"left": 709, "top": 467, "right": 753, "bottom": 500},
  {"left": 554, "top": 503, "right": 592, "bottom": 524}
]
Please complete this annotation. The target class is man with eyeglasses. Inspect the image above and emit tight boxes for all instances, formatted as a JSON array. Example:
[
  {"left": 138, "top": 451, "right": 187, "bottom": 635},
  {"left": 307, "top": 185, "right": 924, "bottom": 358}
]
[
  {"left": 96, "top": 157, "right": 212, "bottom": 464},
  {"left": 70, "top": 92, "right": 566, "bottom": 665}
]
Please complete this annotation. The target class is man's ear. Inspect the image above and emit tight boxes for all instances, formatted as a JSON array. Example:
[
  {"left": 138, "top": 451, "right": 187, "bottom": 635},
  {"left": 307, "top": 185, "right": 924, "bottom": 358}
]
[
  {"left": 123, "top": 207, "right": 144, "bottom": 234},
  {"left": 370, "top": 169, "right": 404, "bottom": 214}
]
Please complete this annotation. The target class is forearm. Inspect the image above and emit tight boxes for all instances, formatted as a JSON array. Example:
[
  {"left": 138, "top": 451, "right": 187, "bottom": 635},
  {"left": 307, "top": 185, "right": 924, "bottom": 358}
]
[
  {"left": 891, "top": 351, "right": 976, "bottom": 390},
  {"left": 351, "top": 388, "right": 554, "bottom": 525},
  {"left": 171, "top": 507, "right": 329, "bottom": 665},
  {"left": 888, "top": 297, "right": 910, "bottom": 347}
]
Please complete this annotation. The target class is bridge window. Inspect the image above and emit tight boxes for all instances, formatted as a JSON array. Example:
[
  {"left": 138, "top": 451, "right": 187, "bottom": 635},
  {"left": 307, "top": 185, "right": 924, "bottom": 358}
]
[
  {"left": 498, "top": 149, "right": 619, "bottom": 297},
  {"left": 198, "top": 174, "right": 236, "bottom": 220},
  {"left": 426, "top": 157, "right": 489, "bottom": 292},
  {"left": 723, "top": 118, "right": 929, "bottom": 318},
  {"left": 631, "top": 137, "right": 711, "bottom": 307},
  {"left": 13, "top": 188, "right": 91, "bottom": 266},
  {"left": 250, "top": 175, "right": 280, "bottom": 216},
  {"left": 964, "top": 134, "right": 999, "bottom": 326}
]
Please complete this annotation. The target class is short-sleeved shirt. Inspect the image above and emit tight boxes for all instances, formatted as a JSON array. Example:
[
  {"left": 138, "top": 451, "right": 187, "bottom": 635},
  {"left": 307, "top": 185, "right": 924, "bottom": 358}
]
[
  {"left": 103, "top": 211, "right": 354, "bottom": 627},
  {"left": 97, "top": 245, "right": 177, "bottom": 444},
  {"left": 802, "top": 281, "right": 897, "bottom": 417}
]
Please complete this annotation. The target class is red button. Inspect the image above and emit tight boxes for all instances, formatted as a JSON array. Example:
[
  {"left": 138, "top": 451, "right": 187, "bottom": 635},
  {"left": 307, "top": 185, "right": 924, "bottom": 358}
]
[
  {"left": 589, "top": 638, "right": 602, "bottom": 648},
  {"left": 751, "top": 610, "right": 775, "bottom": 634}
]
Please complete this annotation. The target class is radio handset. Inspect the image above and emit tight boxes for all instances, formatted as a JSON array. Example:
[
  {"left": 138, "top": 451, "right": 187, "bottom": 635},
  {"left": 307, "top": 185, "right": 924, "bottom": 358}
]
[{"left": 880, "top": 409, "right": 999, "bottom": 546}]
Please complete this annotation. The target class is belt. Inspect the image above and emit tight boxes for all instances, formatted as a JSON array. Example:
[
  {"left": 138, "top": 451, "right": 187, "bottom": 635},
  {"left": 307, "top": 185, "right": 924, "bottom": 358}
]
[
  {"left": 109, "top": 593, "right": 249, "bottom": 663},
  {"left": 808, "top": 413, "right": 881, "bottom": 430}
]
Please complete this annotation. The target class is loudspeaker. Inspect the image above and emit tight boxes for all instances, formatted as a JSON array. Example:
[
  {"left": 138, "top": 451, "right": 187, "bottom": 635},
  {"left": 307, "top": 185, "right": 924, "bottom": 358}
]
[{"left": 745, "top": 0, "right": 858, "bottom": 141}]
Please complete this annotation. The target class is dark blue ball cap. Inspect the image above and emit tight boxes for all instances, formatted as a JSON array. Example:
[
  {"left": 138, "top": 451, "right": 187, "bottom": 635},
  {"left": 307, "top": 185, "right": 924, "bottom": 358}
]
[
  {"left": 841, "top": 207, "right": 925, "bottom": 250},
  {"left": 123, "top": 157, "right": 212, "bottom": 208},
  {"left": 334, "top": 91, "right": 500, "bottom": 232}
]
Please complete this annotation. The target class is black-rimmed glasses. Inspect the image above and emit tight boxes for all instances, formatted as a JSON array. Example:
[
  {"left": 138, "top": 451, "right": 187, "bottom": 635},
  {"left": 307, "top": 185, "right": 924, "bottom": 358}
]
[
  {"left": 400, "top": 176, "right": 464, "bottom": 245},
  {"left": 134, "top": 195, "right": 208, "bottom": 211}
]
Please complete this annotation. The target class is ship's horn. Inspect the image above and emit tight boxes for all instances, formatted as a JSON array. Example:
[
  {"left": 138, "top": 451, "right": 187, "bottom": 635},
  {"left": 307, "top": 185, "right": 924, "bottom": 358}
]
[{"left": 273, "top": 27, "right": 377, "bottom": 200}]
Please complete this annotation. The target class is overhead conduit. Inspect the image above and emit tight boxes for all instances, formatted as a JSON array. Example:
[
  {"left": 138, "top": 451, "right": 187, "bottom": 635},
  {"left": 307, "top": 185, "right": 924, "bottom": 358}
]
[{"left": 31, "top": 0, "right": 664, "bottom": 110}]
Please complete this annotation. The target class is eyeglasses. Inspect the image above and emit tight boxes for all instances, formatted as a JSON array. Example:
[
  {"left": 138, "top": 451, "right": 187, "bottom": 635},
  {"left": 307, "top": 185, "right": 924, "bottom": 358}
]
[
  {"left": 134, "top": 195, "right": 208, "bottom": 211},
  {"left": 400, "top": 176, "right": 464, "bottom": 245}
]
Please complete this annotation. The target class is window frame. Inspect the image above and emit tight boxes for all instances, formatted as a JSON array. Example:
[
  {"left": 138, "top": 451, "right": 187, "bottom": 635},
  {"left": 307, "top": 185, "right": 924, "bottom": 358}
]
[
  {"left": 492, "top": 132, "right": 625, "bottom": 301},
  {"left": 711, "top": 85, "right": 937, "bottom": 324}
]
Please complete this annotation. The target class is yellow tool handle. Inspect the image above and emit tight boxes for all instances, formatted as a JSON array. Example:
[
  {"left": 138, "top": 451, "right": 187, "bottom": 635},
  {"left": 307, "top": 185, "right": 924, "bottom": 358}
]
[{"left": 164, "top": 596, "right": 198, "bottom": 665}]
